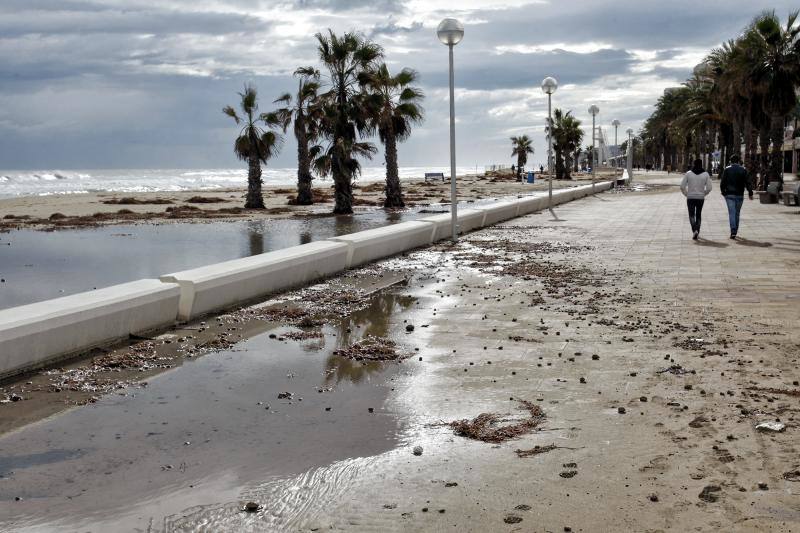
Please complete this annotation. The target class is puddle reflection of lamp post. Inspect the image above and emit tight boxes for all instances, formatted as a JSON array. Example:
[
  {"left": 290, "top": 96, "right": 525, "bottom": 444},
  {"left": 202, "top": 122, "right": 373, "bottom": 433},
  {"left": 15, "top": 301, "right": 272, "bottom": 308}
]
[
  {"left": 437, "top": 18, "right": 464, "bottom": 242},
  {"left": 541, "top": 76, "right": 558, "bottom": 210},
  {"left": 626, "top": 128, "right": 634, "bottom": 183},
  {"left": 588, "top": 104, "right": 599, "bottom": 194}
]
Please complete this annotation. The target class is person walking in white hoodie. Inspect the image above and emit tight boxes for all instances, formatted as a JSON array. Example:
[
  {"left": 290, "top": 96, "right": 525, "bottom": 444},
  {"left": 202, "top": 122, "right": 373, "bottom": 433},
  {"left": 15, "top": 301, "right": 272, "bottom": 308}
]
[{"left": 680, "top": 158, "right": 712, "bottom": 240}]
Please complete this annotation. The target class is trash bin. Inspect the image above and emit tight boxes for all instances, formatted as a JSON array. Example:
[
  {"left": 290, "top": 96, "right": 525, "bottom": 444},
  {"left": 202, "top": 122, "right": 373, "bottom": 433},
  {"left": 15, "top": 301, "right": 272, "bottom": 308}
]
[{"left": 527, "top": 171, "right": 535, "bottom": 183}]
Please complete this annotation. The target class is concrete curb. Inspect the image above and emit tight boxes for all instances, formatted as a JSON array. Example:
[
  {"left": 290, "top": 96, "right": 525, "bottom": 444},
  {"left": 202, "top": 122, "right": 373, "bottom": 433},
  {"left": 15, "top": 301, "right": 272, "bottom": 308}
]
[
  {"left": 0, "top": 176, "right": 626, "bottom": 379},
  {"left": 0, "top": 280, "right": 180, "bottom": 379},
  {"left": 160, "top": 240, "right": 350, "bottom": 321}
]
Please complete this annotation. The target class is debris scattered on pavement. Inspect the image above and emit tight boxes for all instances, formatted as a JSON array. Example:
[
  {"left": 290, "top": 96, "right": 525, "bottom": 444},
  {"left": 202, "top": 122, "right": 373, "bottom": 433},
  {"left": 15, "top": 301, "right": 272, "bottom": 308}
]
[
  {"left": 755, "top": 421, "right": 786, "bottom": 433},
  {"left": 449, "top": 401, "right": 545, "bottom": 443}
]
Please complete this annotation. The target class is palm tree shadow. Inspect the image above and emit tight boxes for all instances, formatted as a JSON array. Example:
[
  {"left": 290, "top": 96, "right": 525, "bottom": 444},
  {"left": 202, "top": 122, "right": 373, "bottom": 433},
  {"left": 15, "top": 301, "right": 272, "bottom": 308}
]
[
  {"left": 694, "top": 238, "right": 728, "bottom": 248},
  {"left": 735, "top": 238, "right": 772, "bottom": 248},
  {"left": 547, "top": 208, "right": 563, "bottom": 221}
]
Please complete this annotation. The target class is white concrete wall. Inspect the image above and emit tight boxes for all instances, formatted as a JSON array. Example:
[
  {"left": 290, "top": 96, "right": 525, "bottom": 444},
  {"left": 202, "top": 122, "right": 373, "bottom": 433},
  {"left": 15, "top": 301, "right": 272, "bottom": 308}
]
[
  {"left": 1, "top": 179, "right": 623, "bottom": 378},
  {"left": 330, "top": 221, "right": 435, "bottom": 268},
  {"left": 481, "top": 200, "right": 521, "bottom": 226},
  {"left": 421, "top": 209, "right": 486, "bottom": 242},
  {"left": 0, "top": 280, "right": 180, "bottom": 379},
  {"left": 161, "top": 240, "right": 349, "bottom": 321},
  {"left": 517, "top": 195, "right": 548, "bottom": 215}
]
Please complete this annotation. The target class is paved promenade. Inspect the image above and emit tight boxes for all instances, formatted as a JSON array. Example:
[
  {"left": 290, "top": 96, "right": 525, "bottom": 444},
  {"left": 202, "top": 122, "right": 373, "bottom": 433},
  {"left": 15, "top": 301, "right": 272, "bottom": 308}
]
[{"left": 1, "top": 173, "right": 798, "bottom": 532}]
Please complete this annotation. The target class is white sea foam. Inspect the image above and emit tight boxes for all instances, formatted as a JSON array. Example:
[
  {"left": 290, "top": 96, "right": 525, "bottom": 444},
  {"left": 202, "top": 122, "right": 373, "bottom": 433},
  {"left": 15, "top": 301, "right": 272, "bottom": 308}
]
[{"left": 0, "top": 167, "right": 480, "bottom": 198}]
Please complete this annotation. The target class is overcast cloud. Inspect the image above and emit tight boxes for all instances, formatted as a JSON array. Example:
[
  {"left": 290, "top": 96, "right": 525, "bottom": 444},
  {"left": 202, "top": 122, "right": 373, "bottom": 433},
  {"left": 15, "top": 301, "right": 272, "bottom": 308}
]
[{"left": 0, "top": 0, "right": 796, "bottom": 170}]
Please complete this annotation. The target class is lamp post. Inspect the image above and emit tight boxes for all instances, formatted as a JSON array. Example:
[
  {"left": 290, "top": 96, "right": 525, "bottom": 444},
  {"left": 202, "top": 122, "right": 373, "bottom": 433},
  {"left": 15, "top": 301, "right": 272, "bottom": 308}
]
[
  {"left": 588, "top": 105, "right": 599, "bottom": 193},
  {"left": 437, "top": 18, "right": 464, "bottom": 242},
  {"left": 611, "top": 119, "right": 620, "bottom": 167},
  {"left": 626, "top": 128, "right": 634, "bottom": 183},
  {"left": 541, "top": 76, "right": 558, "bottom": 209}
]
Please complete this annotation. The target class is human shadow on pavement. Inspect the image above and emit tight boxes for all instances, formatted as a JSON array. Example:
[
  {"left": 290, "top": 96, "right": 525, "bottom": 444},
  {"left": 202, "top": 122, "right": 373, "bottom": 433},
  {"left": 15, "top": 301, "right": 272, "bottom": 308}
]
[
  {"left": 694, "top": 239, "right": 728, "bottom": 248},
  {"left": 735, "top": 238, "right": 772, "bottom": 248}
]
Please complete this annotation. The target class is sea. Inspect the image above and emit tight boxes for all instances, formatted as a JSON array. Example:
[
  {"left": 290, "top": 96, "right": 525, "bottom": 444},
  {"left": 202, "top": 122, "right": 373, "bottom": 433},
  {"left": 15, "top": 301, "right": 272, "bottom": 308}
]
[{"left": 0, "top": 167, "right": 481, "bottom": 198}]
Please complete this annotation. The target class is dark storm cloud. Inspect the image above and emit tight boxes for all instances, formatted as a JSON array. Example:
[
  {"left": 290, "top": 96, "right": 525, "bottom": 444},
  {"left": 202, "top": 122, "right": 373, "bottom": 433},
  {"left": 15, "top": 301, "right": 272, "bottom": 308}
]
[
  {"left": 0, "top": 5, "right": 264, "bottom": 36},
  {"left": 371, "top": 20, "right": 424, "bottom": 36},
  {"left": 293, "top": 0, "right": 403, "bottom": 13},
  {"left": 1, "top": 0, "right": 799, "bottom": 170},
  {"left": 465, "top": 0, "right": 760, "bottom": 51},
  {"left": 420, "top": 48, "right": 636, "bottom": 91}
]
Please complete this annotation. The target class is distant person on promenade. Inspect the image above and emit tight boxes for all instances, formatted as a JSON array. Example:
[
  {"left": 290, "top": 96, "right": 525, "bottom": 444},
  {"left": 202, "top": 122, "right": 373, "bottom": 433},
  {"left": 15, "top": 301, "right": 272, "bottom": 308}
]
[
  {"left": 680, "top": 158, "right": 712, "bottom": 240},
  {"left": 719, "top": 154, "right": 753, "bottom": 239}
]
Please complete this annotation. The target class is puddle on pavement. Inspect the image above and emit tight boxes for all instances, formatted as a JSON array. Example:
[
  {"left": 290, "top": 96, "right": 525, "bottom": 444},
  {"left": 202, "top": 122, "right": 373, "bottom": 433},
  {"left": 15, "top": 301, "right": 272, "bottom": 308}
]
[{"left": 0, "top": 290, "right": 423, "bottom": 532}]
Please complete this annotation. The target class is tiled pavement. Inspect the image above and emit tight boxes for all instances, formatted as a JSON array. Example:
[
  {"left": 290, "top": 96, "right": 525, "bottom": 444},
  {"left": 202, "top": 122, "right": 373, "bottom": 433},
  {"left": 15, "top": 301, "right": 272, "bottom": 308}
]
[{"left": 556, "top": 176, "right": 799, "bottom": 324}]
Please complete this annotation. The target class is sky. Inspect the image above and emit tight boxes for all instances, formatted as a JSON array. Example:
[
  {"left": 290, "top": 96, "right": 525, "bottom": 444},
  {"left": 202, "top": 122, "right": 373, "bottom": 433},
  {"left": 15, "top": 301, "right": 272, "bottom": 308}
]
[{"left": 0, "top": 0, "right": 797, "bottom": 171}]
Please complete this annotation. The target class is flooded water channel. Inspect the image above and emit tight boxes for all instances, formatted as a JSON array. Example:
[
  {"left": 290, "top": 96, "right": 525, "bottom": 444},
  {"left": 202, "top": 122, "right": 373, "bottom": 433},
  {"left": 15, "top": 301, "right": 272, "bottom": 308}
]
[
  {"left": 0, "top": 290, "right": 422, "bottom": 532},
  {"left": 0, "top": 194, "right": 527, "bottom": 310}
]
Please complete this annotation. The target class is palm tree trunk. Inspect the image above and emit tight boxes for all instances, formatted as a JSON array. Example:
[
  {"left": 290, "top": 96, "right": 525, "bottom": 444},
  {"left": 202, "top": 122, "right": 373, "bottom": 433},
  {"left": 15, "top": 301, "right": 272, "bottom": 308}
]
[
  {"left": 332, "top": 156, "right": 353, "bottom": 215},
  {"left": 245, "top": 155, "right": 265, "bottom": 209},
  {"left": 516, "top": 154, "right": 523, "bottom": 180},
  {"left": 769, "top": 114, "right": 785, "bottom": 185},
  {"left": 758, "top": 123, "right": 770, "bottom": 189},
  {"left": 744, "top": 116, "right": 757, "bottom": 185},
  {"left": 566, "top": 153, "right": 574, "bottom": 179},
  {"left": 383, "top": 131, "right": 404, "bottom": 208},
  {"left": 295, "top": 120, "right": 314, "bottom": 205},
  {"left": 554, "top": 148, "right": 564, "bottom": 179},
  {"left": 332, "top": 81, "right": 354, "bottom": 215}
]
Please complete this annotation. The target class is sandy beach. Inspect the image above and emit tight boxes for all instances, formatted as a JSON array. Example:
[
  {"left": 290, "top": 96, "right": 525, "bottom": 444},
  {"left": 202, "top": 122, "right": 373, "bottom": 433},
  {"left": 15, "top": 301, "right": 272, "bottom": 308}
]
[{"left": 0, "top": 171, "right": 616, "bottom": 230}]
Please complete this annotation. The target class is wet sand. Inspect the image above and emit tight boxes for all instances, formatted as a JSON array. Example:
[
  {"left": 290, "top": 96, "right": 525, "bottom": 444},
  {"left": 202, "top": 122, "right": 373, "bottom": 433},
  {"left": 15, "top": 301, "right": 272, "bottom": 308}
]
[{"left": 4, "top": 172, "right": 797, "bottom": 531}]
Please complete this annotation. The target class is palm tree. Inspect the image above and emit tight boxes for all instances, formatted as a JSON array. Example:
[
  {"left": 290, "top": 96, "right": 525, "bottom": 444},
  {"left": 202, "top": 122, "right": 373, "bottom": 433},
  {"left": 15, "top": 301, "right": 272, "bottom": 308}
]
[
  {"left": 510, "top": 136, "right": 534, "bottom": 180},
  {"left": 274, "top": 67, "right": 322, "bottom": 205},
  {"left": 572, "top": 146, "right": 582, "bottom": 173},
  {"left": 743, "top": 10, "right": 800, "bottom": 186},
  {"left": 313, "top": 30, "right": 383, "bottom": 214},
  {"left": 360, "top": 64, "right": 424, "bottom": 208},
  {"left": 223, "top": 85, "right": 283, "bottom": 209},
  {"left": 548, "top": 109, "right": 583, "bottom": 179}
]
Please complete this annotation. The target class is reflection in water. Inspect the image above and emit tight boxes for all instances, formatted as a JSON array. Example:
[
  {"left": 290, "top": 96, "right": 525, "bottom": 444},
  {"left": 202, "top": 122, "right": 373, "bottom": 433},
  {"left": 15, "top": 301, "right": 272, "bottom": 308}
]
[
  {"left": 247, "top": 222, "right": 265, "bottom": 256},
  {"left": 334, "top": 214, "right": 356, "bottom": 235},
  {"left": 0, "top": 448, "right": 86, "bottom": 477},
  {"left": 323, "top": 293, "right": 416, "bottom": 387},
  {"left": 385, "top": 209, "right": 405, "bottom": 223}
]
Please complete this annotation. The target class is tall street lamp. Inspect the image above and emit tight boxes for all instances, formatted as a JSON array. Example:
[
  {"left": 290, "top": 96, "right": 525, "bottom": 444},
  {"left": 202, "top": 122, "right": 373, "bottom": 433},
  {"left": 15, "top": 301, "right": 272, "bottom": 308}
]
[
  {"left": 588, "top": 105, "right": 599, "bottom": 193},
  {"left": 437, "top": 18, "right": 464, "bottom": 242},
  {"left": 611, "top": 119, "right": 620, "bottom": 167},
  {"left": 541, "top": 76, "right": 558, "bottom": 209},
  {"left": 626, "top": 128, "right": 634, "bottom": 183}
]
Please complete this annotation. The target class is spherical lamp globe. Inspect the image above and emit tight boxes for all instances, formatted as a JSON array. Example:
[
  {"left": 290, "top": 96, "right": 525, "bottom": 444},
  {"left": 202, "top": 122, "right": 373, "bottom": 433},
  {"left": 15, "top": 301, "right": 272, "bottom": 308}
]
[
  {"left": 541, "top": 77, "right": 558, "bottom": 95},
  {"left": 437, "top": 18, "right": 464, "bottom": 46}
]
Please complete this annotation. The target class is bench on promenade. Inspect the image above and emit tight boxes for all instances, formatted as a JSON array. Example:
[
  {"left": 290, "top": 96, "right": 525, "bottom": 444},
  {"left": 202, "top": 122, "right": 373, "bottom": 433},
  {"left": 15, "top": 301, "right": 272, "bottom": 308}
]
[
  {"left": 424, "top": 172, "right": 445, "bottom": 183},
  {"left": 781, "top": 183, "right": 800, "bottom": 206},
  {"left": 757, "top": 182, "right": 781, "bottom": 204}
]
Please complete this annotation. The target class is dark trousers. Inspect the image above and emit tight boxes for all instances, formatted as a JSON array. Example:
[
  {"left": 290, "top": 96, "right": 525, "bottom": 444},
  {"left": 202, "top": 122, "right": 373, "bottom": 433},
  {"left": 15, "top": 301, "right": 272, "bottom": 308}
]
[{"left": 686, "top": 199, "right": 704, "bottom": 232}]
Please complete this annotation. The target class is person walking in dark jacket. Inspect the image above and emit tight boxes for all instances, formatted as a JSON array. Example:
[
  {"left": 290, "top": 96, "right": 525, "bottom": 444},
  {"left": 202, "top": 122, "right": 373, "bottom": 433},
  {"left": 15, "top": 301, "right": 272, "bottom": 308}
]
[{"left": 719, "top": 155, "right": 753, "bottom": 239}]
